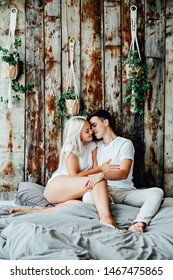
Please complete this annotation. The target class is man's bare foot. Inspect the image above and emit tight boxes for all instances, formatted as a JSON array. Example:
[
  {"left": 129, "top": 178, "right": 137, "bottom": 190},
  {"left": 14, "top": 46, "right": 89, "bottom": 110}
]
[{"left": 128, "top": 222, "right": 146, "bottom": 232}]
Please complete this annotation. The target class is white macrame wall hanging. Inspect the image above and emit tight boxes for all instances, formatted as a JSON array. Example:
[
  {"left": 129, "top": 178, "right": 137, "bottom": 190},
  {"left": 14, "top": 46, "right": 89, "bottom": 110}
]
[
  {"left": 65, "top": 38, "right": 79, "bottom": 115},
  {"left": 1, "top": 8, "right": 18, "bottom": 108},
  {"left": 128, "top": 5, "right": 141, "bottom": 113},
  {"left": 129, "top": 5, "right": 141, "bottom": 59}
]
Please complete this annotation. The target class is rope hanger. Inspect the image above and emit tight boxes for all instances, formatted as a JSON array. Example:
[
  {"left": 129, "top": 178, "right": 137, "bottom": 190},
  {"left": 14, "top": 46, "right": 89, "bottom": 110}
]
[
  {"left": 2, "top": 8, "right": 18, "bottom": 109},
  {"left": 65, "top": 38, "right": 79, "bottom": 116},
  {"left": 7, "top": 8, "right": 18, "bottom": 51},
  {"left": 129, "top": 5, "right": 141, "bottom": 60},
  {"left": 66, "top": 38, "right": 78, "bottom": 98}
]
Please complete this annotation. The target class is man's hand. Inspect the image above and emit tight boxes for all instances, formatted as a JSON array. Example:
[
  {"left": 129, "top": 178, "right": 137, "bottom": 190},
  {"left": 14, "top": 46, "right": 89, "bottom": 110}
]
[{"left": 100, "top": 159, "right": 120, "bottom": 173}]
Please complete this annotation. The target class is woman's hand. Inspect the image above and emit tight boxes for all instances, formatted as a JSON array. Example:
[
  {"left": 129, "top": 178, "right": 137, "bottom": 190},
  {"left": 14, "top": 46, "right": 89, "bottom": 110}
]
[
  {"left": 100, "top": 159, "right": 120, "bottom": 173},
  {"left": 85, "top": 172, "right": 104, "bottom": 189}
]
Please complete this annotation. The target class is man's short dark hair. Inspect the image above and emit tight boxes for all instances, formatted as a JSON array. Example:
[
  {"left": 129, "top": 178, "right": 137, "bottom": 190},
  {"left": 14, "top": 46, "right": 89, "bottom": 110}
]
[{"left": 87, "top": 109, "right": 114, "bottom": 129}]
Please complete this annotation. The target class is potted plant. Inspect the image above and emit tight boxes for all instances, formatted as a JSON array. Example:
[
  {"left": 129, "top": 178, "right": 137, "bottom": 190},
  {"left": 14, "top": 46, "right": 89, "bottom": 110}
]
[
  {"left": 122, "top": 50, "right": 150, "bottom": 115},
  {"left": 55, "top": 89, "right": 79, "bottom": 118},
  {"left": 0, "top": 38, "right": 21, "bottom": 79},
  {"left": 0, "top": 38, "right": 34, "bottom": 106}
]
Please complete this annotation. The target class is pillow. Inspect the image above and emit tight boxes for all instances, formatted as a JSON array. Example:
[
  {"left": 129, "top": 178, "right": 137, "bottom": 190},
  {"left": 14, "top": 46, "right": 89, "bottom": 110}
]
[
  {"left": 15, "top": 182, "right": 55, "bottom": 208},
  {"left": 161, "top": 197, "right": 173, "bottom": 207}
]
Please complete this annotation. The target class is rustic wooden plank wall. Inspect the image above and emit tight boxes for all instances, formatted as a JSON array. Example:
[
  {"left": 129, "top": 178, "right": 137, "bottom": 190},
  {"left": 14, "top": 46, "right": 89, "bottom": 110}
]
[
  {"left": 0, "top": 0, "right": 25, "bottom": 191},
  {"left": 44, "top": 0, "right": 61, "bottom": 183},
  {"left": 25, "top": 0, "right": 45, "bottom": 184},
  {"left": 164, "top": 0, "right": 173, "bottom": 196},
  {"left": 121, "top": 0, "right": 145, "bottom": 188},
  {"left": 144, "top": 0, "right": 165, "bottom": 189},
  {"left": 0, "top": 0, "right": 173, "bottom": 197}
]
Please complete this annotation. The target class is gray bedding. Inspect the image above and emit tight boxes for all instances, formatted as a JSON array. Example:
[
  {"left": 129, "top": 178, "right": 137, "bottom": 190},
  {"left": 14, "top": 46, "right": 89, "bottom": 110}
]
[{"left": 0, "top": 202, "right": 173, "bottom": 260}]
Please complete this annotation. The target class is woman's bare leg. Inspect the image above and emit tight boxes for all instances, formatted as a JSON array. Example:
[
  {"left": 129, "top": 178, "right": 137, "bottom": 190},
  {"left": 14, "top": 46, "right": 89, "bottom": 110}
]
[
  {"left": 10, "top": 200, "right": 82, "bottom": 214},
  {"left": 30, "top": 176, "right": 116, "bottom": 228},
  {"left": 46, "top": 176, "right": 117, "bottom": 228},
  {"left": 11, "top": 176, "right": 89, "bottom": 215},
  {"left": 44, "top": 176, "right": 90, "bottom": 203},
  {"left": 91, "top": 180, "right": 117, "bottom": 229}
]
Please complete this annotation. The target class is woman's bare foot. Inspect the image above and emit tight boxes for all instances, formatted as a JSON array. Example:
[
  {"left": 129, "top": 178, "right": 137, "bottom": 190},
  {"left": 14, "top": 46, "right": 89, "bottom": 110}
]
[
  {"left": 128, "top": 222, "right": 146, "bottom": 232},
  {"left": 99, "top": 217, "right": 117, "bottom": 229},
  {"left": 10, "top": 208, "right": 41, "bottom": 214}
]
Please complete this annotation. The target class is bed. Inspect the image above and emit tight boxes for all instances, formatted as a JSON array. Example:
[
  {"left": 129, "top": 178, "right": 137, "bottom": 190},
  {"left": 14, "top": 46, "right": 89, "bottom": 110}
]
[{"left": 0, "top": 182, "right": 173, "bottom": 260}]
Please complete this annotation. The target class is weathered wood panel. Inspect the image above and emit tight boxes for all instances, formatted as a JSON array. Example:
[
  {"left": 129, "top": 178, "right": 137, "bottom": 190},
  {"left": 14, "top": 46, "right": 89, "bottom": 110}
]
[
  {"left": 121, "top": 0, "right": 146, "bottom": 188},
  {"left": 104, "top": 0, "right": 121, "bottom": 133},
  {"left": 25, "top": 0, "right": 45, "bottom": 184},
  {"left": 144, "top": 0, "right": 165, "bottom": 187},
  {"left": 61, "top": 0, "right": 81, "bottom": 127},
  {"left": 81, "top": 0, "right": 103, "bottom": 113},
  {"left": 164, "top": 0, "right": 173, "bottom": 196},
  {"left": 0, "top": 0, "right": 25, "bottom": 191},
  {"left": 44, "top": 0, "right": 61, "bottom": 185},
  {"left": 62, "top": 0, "right": 81, "bottom": 95},
  {"left": 0, "top": 0, "right": 173, "bottom": 197}
]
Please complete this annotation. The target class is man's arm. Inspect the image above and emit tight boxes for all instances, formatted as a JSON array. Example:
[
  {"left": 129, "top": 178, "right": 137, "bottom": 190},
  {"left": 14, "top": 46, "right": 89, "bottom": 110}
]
[
  {"left": 85, "top": 158, "right": 132, "bottom": 189},
  {"left": 102, "top": 158, "right": 132, "bottom": 181}
]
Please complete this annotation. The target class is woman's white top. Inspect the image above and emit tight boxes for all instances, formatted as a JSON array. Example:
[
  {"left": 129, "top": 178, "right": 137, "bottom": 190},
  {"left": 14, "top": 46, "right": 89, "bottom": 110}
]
[{"left": 50, "top": 141, "right": 97, "bottom": 180}]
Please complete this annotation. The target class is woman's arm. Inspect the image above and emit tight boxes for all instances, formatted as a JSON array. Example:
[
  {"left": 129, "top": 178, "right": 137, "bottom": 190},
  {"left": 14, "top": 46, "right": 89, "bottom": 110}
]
[
  {"left": 65, "top": 148, "right": 116, "bottom": 177},
  {"left": 92, "top": 147, "right": 98, "bottom": 169},
  {"left": 65, "top": 149, "right": 101, "bottom": 176}
]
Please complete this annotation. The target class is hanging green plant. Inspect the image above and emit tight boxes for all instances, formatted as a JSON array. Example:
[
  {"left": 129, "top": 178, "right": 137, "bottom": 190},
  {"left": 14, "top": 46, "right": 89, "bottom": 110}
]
[
  {"left": 122, "top": 50, "right": 150, "bottom": 115},
  {"left": 55, "top": 89, "right": 79, "bottom": 118},
  {"left": 0, "top": 38, "right": 34, "bottom": 106},
  {"left": 54, "top": 38, "right": 80, "bottom": 130},
  {"left": 0, "top": 37, "right": 21, "bottom": 66}
]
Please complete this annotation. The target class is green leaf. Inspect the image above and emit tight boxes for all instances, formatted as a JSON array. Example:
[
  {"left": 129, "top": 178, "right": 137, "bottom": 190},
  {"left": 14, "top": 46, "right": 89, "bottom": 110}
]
[
  {"left": 11, "top": 81, "right": 34, "bottom": 93},
  {"left": 0, "top": 38, "right": 21, "bottom": 66}
]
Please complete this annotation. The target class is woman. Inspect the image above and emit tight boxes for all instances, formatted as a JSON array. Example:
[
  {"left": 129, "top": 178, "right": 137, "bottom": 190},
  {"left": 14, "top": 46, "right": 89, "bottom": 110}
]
[{"left": 11, "top": 116, "right": 117, "bottom": 229}]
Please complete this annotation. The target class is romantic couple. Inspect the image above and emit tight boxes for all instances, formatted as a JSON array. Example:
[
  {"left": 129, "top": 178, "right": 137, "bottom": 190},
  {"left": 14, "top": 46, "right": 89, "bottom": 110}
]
[{"left": 11, "top": 109, "right": 164, "bottom": 232}]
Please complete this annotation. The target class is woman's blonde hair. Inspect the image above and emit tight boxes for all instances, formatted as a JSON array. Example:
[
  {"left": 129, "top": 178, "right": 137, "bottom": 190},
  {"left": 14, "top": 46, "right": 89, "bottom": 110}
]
[{"left": 59, "top": 116, "right": 86, "bottom": 168}]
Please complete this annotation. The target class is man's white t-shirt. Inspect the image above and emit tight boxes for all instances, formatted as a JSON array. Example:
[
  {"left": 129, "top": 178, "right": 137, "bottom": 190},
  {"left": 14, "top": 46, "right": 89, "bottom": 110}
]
[
  {"left": 50, "top": 141, "right": 97, "bottom": 179},
  {"left": 97, "top": 137, "right": 135, "bottom": 190}
]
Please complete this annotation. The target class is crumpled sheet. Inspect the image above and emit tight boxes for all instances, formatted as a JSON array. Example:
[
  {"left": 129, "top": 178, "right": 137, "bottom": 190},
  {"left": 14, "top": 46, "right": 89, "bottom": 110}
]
[{"left": 0, "top": 203, "right": 173, "bottom": 260}]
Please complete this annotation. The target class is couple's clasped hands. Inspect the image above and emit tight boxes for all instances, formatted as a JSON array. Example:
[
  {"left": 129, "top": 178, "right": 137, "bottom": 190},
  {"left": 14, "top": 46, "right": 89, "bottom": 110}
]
[{"left": 86, "top": 159, "right": 120, "bottom": 189}]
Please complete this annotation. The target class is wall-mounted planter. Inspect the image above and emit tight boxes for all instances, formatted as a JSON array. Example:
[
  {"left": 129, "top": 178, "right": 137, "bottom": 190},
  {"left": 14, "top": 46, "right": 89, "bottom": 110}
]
[
  {"left": 65, "top": 98, "right": 79, "bottom": 115},
  {"left": 1, "top": 62, "right": 19, "bottom": 79}
]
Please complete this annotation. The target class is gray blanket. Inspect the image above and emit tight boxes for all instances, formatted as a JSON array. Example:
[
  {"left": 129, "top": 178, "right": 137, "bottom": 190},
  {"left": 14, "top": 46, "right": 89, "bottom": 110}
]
[{"left": 0, "top": 203, "right": 173, "bottom": 260}]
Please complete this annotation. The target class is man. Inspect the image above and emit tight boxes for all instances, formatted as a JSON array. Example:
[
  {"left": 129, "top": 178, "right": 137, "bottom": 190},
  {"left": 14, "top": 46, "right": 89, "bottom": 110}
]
[{"left": 85, "top": 109, "right": 164, "bottom": 232}]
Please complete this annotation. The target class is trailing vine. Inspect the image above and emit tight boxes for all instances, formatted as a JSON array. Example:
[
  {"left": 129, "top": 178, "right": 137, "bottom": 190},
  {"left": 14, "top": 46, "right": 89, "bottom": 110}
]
[{"left": 123, "top": 50, "right": 150, "bottom": 115}]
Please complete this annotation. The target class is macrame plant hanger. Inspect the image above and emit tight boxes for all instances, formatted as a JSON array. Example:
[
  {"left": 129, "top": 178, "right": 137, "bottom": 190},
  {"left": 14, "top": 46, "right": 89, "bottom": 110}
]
[
  {"left": 129, "top": 5, "right": 141, "bottom": 60},
  {"left": 128, "top": 5, "right": 141, "bottom": 113},
  {"left": 65, "top": 38, "right": 79, "bottom": 115},
  {"left": 2, "top": 8, "right": 18, "bottom": 108}
]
